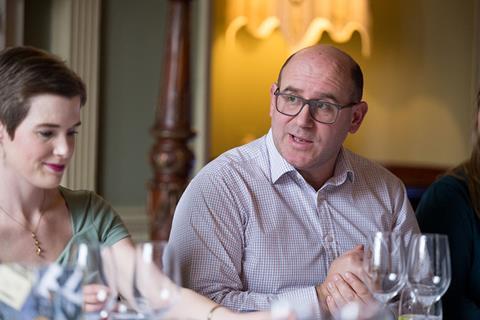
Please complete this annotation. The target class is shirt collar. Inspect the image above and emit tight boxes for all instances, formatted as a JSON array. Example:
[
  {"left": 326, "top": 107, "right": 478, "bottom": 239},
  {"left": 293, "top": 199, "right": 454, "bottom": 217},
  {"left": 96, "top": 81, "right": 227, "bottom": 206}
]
[
  {"left": 266, "top": 129, "right": 355, "bottom": 185},
  {"left": 329, "top": 147, "right": 355, "bottom": 187},
  {"left": 266, "top": 129, "right": 296, "bottom": 183}
]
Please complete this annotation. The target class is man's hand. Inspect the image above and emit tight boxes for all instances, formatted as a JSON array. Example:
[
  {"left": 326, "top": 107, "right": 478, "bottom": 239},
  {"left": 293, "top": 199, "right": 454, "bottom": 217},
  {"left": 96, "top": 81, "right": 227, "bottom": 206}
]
[
  {"left": 324, "top": 272, "right": 376, "bottom": 315},
  {"left": 316, "top": 245, "right": 375, "bottom": 315}
]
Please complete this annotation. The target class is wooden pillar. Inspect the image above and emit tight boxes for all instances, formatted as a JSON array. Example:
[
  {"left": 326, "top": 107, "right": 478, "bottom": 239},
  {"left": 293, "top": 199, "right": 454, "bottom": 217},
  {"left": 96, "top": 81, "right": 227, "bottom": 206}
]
[{"left": 147, "top": 0, "right": 194, "bottom": 241}]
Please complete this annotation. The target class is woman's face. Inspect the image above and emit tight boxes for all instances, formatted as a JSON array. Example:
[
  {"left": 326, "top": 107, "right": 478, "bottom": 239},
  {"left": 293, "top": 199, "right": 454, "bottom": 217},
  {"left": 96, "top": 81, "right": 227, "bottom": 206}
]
[{"left": 0, "top": 94, "right": 81, "bottom": 189}]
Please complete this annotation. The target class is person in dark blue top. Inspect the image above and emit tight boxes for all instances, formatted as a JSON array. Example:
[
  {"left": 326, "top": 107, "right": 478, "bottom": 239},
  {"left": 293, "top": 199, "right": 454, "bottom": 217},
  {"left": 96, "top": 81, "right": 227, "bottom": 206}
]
[{"left": 416, "top": 89, "right": 480, "bottom": 319}]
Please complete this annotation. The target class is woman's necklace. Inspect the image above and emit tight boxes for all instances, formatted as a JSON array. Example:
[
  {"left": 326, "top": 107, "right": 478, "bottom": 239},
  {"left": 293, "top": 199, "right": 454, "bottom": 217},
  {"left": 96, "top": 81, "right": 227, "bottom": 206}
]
[{"left": 0, "top": 192, "right": 46, "bottom": 256}]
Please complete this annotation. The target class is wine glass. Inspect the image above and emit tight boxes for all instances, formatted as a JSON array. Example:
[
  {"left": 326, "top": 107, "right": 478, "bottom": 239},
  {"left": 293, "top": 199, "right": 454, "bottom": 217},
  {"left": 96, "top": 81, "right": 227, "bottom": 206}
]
[
  {"left": 66, "top": 241, "right": 119, "bottom": 320},
  {"left": 398, "top": 287, "right": 442, "bottom": 320},
  {"left": 363, "top": 232, "right": 407, "bottom": 305},
  {"left": 131, "top": 241, "right": 181, "bottom": 319},
  {"left": 406, "top": 234, "right": 451, "bottom": 318}
]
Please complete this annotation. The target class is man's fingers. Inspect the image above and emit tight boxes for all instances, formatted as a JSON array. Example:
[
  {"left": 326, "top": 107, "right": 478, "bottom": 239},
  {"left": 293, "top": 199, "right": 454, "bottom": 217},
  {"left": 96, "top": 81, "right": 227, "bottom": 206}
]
[
  {"left": 343, "top": 272, "right": 374, "bottom": 304},
  {"left": 326, "top": 295, "right": 339, "bottom": 316},
  {"left": 345, "top": 244, "right": 364, "bottom": 254},
  {"left": 326, "top": 274, "right": 350, "bottom": 306},
  {"left": 353, "top": 244, "right": 364, "bottom": 251}
]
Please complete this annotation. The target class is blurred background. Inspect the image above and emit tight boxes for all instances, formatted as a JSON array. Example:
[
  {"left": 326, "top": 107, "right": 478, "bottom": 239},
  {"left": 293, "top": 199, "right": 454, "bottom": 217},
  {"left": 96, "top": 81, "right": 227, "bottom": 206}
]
[{"left": 8, "top": 0, "right": 479, "bottom": 239}]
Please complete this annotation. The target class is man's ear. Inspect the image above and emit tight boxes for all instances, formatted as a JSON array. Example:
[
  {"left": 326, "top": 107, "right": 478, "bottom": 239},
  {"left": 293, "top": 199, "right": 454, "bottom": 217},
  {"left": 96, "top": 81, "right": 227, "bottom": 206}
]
[
  {"left": 269, "top": 83, "right": 278, "bottom": 117},
  {"left": 348, "top": 101, "right": 368, "bottom": 134}
]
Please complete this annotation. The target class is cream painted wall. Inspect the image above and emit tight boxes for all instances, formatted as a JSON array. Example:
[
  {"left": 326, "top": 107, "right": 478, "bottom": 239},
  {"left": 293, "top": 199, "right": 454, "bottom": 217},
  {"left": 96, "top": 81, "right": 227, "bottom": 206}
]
[{"left": 211, "top": 0, "right": 478, "bottom": 167}]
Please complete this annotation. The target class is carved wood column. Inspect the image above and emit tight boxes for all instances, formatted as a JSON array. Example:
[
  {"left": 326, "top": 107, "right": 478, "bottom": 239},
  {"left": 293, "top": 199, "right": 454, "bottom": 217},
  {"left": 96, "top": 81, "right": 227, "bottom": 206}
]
[{"left": 148, "top": 0, "right": 194, "bottom": 241}]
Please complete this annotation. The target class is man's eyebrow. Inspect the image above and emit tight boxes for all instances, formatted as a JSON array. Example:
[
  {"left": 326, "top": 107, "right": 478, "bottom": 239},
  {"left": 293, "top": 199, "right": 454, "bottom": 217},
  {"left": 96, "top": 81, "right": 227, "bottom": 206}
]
[
  {"left": 281, "top": 86, "right": 302, "bottom": 94},
  {"left": 281, "top": 86, "right": 339, "bottom": 102}
]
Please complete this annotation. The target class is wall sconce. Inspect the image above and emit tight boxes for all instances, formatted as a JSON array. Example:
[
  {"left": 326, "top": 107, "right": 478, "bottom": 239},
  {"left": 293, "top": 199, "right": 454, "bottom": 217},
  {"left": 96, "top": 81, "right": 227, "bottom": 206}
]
[{"left": 226, "top": 0, "right": 371, "bottom": 56}]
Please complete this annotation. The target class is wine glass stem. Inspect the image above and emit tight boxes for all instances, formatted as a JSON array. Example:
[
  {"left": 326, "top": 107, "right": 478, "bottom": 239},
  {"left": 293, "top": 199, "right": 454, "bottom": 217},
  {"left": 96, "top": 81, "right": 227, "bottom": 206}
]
[{"left": 425, "top": 304, "right": 432, "bottom": 319}]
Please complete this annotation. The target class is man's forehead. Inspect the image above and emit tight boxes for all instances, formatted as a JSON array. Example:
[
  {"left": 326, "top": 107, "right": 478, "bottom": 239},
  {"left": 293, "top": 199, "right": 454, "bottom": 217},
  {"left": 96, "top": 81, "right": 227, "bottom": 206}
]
[{"left": 282, "top": 53, "right": 345, "bottom": 82}]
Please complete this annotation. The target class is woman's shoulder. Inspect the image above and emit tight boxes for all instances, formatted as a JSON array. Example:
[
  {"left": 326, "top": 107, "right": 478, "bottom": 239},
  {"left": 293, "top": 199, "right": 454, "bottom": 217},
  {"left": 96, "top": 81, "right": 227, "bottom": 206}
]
[
  {"left": 58, "top": 186, "right": 114, "bottom": 219},
  {"left": 417, "top": 174, "right": 470, "bottom": 217},
  {"left": 424, "top": 174, "right": 468, "bottom": 197},
  {"left": 59, "top": 185, "right": 109, "bottom": 201}
]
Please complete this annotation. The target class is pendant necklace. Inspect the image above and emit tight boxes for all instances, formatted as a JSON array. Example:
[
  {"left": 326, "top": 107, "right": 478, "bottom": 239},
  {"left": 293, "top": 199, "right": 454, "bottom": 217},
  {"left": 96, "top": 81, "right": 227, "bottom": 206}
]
[{"left": 0, "top": 192, "right": 46, "bottom": 256}]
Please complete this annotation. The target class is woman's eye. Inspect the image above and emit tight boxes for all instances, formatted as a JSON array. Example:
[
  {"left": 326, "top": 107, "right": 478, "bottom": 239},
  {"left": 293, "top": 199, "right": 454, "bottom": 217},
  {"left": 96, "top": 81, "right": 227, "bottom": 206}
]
[
  {"left": 38, "top": 131, "right": 53, "bottom": 138},
  {"left": 68, "top": 130, "right": 79, "bottom": 136}
]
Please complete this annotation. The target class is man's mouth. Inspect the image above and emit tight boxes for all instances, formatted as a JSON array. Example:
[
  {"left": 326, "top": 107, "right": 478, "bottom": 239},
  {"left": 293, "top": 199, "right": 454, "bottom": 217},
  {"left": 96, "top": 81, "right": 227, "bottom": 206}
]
[{"left": 290, "top": 134, "right": 312, "bottom": 143}]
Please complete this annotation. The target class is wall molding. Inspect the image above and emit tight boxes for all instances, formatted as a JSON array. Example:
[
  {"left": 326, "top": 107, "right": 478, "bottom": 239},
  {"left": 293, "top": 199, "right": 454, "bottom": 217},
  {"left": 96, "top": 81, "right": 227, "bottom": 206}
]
[
  {"left": 115, "top": 206, "right": 149, "bottom": 242},
  {"left": 0, "top": 0, "right": 24, "bottom": 48},
  {"left": 192, "top": 0, "right": 211, "bottom": 174},
  {"left": 51, "top": 0, "right": 100, "bottom": 191}
]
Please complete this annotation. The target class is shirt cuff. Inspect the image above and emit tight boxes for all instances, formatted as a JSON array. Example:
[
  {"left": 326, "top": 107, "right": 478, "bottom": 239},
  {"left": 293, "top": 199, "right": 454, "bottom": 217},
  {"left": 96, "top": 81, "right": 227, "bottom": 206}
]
[{"left": 273, "top": 287, "right": 322, "bottom": 319}]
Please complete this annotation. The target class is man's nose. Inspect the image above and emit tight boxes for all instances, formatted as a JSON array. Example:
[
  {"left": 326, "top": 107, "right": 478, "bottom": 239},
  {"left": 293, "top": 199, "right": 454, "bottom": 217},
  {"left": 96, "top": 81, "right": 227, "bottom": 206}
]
[{"left": 294, "top": 102, "right": 314, "bottom": 127}]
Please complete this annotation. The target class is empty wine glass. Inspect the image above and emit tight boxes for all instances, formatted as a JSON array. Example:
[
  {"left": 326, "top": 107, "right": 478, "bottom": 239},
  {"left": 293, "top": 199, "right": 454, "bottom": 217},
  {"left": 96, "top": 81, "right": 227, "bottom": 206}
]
[
  {"left": 66, "top": 241, "right": 118, "bottom": 320},
  {"left": 131, "top": 241, "right": 181, "bottom": 319},
  {"left": 406, "top": 234, "right": 451, "bottom": 318},
  {"left": 363, "top": 232, "right": 407, "bottom": 305}
]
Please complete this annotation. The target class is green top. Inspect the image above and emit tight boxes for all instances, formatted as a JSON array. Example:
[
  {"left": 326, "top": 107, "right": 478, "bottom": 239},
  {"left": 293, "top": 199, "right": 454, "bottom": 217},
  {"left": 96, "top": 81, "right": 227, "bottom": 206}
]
[
  {"left": 416, "top": 174, "right": 480, "bottom": 319},
  {"left": 55, "top": 186, "right": 130, "bottom": 265}
]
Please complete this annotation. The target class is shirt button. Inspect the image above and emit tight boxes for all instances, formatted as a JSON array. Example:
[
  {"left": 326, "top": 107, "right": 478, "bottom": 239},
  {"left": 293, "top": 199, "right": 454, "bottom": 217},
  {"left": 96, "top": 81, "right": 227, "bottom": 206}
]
[{"left": 324, "top": 235, "right": 334, "bottom": 243}]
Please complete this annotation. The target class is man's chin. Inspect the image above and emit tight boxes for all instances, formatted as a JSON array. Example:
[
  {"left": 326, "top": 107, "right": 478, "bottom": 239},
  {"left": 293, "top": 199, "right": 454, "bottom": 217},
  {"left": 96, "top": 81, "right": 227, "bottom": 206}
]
[{"left": 285, "top": 157, "right": 313, "bottom": 171}]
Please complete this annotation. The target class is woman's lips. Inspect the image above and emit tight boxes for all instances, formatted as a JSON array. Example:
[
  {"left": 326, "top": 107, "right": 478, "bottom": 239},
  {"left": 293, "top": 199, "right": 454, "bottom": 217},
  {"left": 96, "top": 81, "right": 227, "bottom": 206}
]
[{"left": 45, "top": 163, "right": 66, "bottom": 173}]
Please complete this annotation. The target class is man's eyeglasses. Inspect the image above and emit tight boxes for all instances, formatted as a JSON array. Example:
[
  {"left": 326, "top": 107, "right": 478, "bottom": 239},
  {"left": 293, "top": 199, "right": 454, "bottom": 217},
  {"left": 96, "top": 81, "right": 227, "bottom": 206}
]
[{"left": 274, "top": 88, "right": 358, "bottom": 124}]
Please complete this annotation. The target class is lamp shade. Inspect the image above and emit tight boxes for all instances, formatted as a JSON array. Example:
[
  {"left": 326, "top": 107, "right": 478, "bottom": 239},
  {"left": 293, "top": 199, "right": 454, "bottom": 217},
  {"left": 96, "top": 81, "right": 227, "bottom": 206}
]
[{"left": 226, "top": 0, "right": 371, "bottom": 56}]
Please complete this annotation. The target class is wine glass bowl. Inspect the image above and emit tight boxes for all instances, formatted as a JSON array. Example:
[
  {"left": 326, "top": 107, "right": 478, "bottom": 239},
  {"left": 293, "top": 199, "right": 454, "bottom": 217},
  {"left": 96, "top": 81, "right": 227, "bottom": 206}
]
[
  {"left": 132, "top": 241, "right": 181, "bottom": 319},
  {"left": 363, "top": 231, "right": 407, "bottom": 304},
  {"left": 406, "top": 234, "right": 451, "bottom": 313},
  {"left": 66, "top": 241, "right": 118, "bottom": 319},
  {"left": 398, "top": 286, "right": 443, "bottom": 320}
]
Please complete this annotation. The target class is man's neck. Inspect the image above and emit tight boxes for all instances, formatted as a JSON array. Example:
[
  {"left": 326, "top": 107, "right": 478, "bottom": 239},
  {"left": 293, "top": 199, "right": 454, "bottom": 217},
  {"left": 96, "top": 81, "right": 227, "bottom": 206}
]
[{"left": 298, "top": 150, "right": 341, "bottom": 191}]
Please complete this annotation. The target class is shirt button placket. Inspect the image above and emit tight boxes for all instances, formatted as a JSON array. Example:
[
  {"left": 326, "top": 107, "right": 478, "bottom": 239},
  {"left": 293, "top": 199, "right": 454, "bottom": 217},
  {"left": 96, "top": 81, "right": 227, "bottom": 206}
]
[{"left": 317, "top": 192, "right": 336, "bottom": 267}]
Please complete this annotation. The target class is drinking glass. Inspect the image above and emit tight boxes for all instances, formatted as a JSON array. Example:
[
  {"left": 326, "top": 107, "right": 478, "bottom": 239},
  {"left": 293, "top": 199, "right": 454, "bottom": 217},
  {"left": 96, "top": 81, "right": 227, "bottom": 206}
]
[
  {"left": 398, "top": 287, "right": 442, "bottom": 320},
  {"left": 0, "top": 263, "right": 84, "bottom": 319},
  {"left": 66, "top": 241, "right": 118, "bottom": 320},
  {"left": 363, "top": 232, "right": 407, "bottom": 304},
  {"left": 131, "top": 241, "right": 181, "bottom": 319},
  {"left": 406, "top": 234, "right": 451, "bottom": 318}
]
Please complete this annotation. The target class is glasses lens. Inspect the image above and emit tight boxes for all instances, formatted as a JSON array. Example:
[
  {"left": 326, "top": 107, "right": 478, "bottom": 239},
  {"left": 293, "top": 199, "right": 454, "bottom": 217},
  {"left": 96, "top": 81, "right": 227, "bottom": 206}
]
[
  {"left": 276, "top": 94, "right": 303, "bottom": 115},
  {"left": 310, "top": 102, "right": 337, "bottom": 124},
  {"left": 275, "top": 92, "right": 339, "bottom": 124}
]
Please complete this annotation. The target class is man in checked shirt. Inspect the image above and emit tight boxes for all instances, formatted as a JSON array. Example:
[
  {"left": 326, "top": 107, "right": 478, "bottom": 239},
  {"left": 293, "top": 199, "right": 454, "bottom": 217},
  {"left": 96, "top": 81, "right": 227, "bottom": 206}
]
[{"left": 169, "top": 44, "right": 419, "bottom": 318}]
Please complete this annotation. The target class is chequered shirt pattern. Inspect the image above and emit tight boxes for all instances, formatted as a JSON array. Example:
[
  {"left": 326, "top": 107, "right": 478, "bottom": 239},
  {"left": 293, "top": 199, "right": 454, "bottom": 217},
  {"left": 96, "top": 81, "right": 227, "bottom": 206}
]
[{"left": 169, "top": 130, "right": 419, "bottom": 315}]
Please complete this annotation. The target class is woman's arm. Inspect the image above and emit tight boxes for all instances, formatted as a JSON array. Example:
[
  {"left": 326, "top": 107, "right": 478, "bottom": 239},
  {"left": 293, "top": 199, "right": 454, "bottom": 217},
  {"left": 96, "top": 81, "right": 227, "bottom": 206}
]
[
  {"left": 168, "top": 288, "right": 271, "bottom": 320},
  {"left": 109, "top": 238, "right": 271, "bottom": 320}
]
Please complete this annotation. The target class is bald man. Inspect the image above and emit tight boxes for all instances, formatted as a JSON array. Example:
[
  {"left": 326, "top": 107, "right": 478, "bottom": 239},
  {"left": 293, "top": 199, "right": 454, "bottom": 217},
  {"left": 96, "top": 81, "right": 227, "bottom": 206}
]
[{"left": 169, "top": 45, "right": 419, "bottom": 317}]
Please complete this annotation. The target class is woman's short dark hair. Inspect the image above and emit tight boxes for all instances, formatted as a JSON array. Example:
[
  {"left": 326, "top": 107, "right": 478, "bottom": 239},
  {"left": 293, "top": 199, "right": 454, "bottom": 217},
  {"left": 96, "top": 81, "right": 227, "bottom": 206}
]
[{"left": 0, "top": 46, "right": 86, "bottom": 139}]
